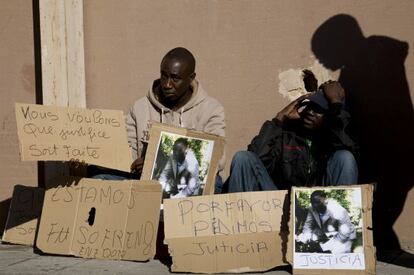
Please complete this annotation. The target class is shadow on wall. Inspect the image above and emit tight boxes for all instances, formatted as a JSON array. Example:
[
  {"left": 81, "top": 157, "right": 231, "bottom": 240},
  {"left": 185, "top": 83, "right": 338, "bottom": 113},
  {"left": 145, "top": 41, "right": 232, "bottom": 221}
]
[{"left": 311, "top": 14, "right": 414, "bottom": 255}]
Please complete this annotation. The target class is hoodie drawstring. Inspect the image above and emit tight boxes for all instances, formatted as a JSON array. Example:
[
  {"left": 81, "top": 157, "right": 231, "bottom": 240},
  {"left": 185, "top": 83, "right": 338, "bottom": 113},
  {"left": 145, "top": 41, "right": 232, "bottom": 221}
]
[
  {"left": 160, "top": 107, "right": 184, "bottom": 127},
  {"left": 179, "top": 108, "right": 184, "bottom": 127},
  {"left": 160, "top": 107, "right": 164, "bottom": 123}
]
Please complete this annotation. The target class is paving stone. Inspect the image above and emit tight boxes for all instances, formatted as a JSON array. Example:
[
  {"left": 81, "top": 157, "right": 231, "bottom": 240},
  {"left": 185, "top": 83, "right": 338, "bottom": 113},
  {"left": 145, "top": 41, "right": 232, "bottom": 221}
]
[{"left": 0, "top": 244, "right": 413, "bottom": 274}]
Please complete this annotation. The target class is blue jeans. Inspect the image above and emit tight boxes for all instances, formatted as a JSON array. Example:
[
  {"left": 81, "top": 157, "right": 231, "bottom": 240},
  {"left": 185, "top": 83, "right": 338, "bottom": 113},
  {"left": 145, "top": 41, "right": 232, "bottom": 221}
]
[
  {"left": 224, "top": 150, "right": 358, "bottom": 193},
  {"left": 92, "top": 173, "right": 134, "bottom": 180},
  {"left": 225, "top": 151, "right": 277, "bottom": 193},
  {"left": 214, "top": 175, "right": 224, "bottom": 194},
  {"left": 324, "top": 150, "right": 359, "bottom": 185},
  {"left": 89, "top": 166, "right": 225, "bottom": 193},
  {"left": 88, "top": 166, "right": 138, "bottom": 180}
]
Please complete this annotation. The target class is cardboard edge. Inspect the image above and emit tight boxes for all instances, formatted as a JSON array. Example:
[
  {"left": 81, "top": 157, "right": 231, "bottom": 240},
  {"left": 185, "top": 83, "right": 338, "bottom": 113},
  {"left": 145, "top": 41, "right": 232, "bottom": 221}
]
[
  {"left": 141, "top": 122, "right": 225, "bottom": 197},
  {"left": 165, "top": 233, "right": 285, "bottom": 274},
  {"left": 35, "top": 177, "right": 82, "bottom": 255},
  {"left": 121, "top": 180, "right": 162, "bottom": 261},
  {"left": 164, "top": 190, "right": 290, "bottom": 273},
  {"left": 290, "top": 184, "right": 376, "bottom": 275},
  {"left": 14, "top": 103, "right": 132, "bottom": 172},
  {"left": 2, "top": 185, "right": 46, "bottom": 246}
]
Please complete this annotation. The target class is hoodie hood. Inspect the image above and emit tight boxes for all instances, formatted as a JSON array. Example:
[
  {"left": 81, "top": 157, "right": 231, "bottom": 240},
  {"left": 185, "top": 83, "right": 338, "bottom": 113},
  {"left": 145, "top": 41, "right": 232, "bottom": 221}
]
[
  {"left": 147, "top": 79, "right": 208, "bottom": 113},
  {"left": 126, "top": 78, "right": 225, "bottom": 171}
]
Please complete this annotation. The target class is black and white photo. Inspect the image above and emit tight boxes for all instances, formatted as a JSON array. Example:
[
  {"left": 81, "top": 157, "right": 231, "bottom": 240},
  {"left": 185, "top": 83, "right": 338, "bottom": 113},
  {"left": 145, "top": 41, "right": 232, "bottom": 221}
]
[
  {"left": 293, "top": 187, "right": 365, "bottom": 270},
  {"left": 151, "top": 132, "right": 214, "bottom": 199}
]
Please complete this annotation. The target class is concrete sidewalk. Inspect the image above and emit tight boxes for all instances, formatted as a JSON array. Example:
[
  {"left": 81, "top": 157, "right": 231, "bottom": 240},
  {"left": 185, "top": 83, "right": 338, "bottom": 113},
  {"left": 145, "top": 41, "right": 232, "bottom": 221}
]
[{"left": 0, "top": 244, "right": 413, "bottom": 275}]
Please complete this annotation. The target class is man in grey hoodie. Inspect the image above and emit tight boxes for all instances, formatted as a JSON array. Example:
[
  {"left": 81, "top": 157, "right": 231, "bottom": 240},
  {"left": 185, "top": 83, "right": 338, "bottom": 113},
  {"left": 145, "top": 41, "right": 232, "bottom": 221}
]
[{"left": 91, "top": 47, "right": 225, "bottom": 181}]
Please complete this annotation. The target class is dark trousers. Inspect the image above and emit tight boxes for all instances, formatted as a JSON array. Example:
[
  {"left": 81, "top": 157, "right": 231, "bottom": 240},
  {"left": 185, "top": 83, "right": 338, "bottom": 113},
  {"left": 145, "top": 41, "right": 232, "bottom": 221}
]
[{"left": 224, "top": 150, "right": 358, "bottom": 193}]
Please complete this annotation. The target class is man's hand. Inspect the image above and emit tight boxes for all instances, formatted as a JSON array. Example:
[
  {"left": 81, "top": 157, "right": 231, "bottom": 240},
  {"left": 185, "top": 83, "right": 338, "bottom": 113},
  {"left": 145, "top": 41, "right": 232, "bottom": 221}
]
[
  {"left": 302, "top": 69, "right": 318, "bottom": 92},
  {"left": 320, "top": 80, "right": 345, "bottom": 104},
  {"left": 130, "top": 157, "right": 144, "bottom": 176},
  {"left": 274, "top": 93, "right": 313, "bottom": 124},
  {"left": 171, "top": 191, "right": 186, "bottom": 199},
  {"left": 296, "top": 232, "right": 312, "bottom": 244}
]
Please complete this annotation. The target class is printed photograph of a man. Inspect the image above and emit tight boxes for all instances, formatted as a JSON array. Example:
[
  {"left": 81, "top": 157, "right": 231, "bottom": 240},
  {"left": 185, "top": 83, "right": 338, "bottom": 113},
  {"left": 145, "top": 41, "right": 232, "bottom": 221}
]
[
  {"left": 151, "top": 132, "right": 214, "bottom": 199},
  {"left": 294, "top": 188, "right": 364, "bottom": 255}
]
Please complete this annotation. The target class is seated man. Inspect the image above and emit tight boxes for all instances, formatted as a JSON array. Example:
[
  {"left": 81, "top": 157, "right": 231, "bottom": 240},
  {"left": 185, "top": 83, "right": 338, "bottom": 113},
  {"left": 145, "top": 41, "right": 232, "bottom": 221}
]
[
  {"left": 224, "top": 80, "right": 358, "bottom": 192},
  {"left": 158, "top": 138, "right": 199, "bottom": 198},
  {"left": 90, "top": 47, "right": 225, "bottom": 181},
  {"left": 296, "top": 190, "right": 356, "bottom": 254}
]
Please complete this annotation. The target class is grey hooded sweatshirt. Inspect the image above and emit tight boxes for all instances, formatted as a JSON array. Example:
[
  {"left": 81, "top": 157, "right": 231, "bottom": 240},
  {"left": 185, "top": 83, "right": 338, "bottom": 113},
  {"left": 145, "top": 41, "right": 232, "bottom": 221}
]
[{"left": 126, "top": 79, "right": 225, "bottom": 171}]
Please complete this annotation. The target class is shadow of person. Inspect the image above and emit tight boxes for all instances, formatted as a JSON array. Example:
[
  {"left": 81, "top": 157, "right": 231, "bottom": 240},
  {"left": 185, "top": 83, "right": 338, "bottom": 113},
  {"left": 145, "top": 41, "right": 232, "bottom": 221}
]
[{"left": 311, "top": 14, "right": 414, "bottom": 265}]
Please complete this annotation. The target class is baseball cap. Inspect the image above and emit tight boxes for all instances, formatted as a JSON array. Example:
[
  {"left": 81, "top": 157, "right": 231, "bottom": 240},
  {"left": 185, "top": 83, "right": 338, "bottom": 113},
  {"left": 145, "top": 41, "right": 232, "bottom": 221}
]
[{"left": 309, "top": 89, "right": 329, "bottom": 111}]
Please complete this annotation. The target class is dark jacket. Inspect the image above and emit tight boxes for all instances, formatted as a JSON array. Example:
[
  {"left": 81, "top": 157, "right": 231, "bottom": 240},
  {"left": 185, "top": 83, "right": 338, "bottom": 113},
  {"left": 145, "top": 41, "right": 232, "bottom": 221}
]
[{"left": 247, "top": 103, "right": 356, "bottom": 189}]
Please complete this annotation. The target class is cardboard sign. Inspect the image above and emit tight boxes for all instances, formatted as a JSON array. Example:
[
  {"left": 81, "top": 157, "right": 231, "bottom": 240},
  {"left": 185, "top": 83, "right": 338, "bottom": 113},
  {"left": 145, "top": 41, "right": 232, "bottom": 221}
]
[
  {"left": 164, "top": 190, "right": 289, "bottom": 273},
  {"left": 141, "top": 122, "right": 225, "bottom": 199},
  {"left": 15, "top": 103, "right": 132, "bottom": 172},
  {"left": 36, "top": 177, "right": 162, "bottom": 261},
  {"left": 289, "top": 184, "right": 375, "bottom": 275},
  {"left": 2, "top": 185, "right": 44, "bottom": 245}
]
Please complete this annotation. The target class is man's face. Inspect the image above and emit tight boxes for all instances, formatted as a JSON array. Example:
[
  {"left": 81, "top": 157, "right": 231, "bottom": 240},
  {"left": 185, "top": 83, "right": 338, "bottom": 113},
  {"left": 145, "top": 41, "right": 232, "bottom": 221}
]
[
  {"left": 173, "top": 142, "right": 187, "bottom": 163},
  {"left": 160, "top": 58, "right": 194, "bottom": 103},
  {"left": 300, "top": 103, "right": 325, "bottom": 130},
  {"left": 311, "top": 195, "right": 327, "bottom": 213}
]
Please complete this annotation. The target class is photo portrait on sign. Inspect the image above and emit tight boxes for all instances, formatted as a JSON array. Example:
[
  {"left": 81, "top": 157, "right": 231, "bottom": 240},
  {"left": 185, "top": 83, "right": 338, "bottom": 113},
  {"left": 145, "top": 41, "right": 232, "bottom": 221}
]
[
  {"left": 150, "top": 131, "right": 214, "bottom": 199},
  {"left": 293, "top": 187, "right": 365, "bottom": 270}
]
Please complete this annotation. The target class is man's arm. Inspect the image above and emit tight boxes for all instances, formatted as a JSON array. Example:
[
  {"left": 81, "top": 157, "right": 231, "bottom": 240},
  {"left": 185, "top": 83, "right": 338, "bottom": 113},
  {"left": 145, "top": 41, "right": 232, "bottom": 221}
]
[
  {"left": 248, "top": 120, "right": 283, "bottom": 159},
  {"left": 126, "top": 108, "right": 146, "bottom": 176},
  {"left": 158, "top": 158, "right": 174, "bottom": 193},
  {"left": 326, "top": 105, "right": 356, "bottom": 151},
  {"left": 203, "top": 102, "right": 225, "bottom": 138},
  {"left": 322, "top": 81, "right": 357, "bottom": 152},
  {"left": 297, "top": 209, "right": 316, "bottom": 243},
  {"left": 334, "top": 207, "right": 356, "bottom": 242},
  {"left": 248, "top": 94, "right": 312, "bottom": 162},
  {"left": 203, "top": 101, "right": 226, "bottom": 172},
  {"left": 177, "top": 150, "right": 200, "bottom": 197},
  {"left": 318, "top": 201, "right": 356, "bottom": 253}
]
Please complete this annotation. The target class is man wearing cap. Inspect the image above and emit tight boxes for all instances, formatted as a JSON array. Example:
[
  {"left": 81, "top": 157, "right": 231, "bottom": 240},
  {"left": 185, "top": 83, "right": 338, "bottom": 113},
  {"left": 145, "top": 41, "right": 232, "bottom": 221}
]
[{"left": 224, "top": 80, "right": 358, "bottom": 192}]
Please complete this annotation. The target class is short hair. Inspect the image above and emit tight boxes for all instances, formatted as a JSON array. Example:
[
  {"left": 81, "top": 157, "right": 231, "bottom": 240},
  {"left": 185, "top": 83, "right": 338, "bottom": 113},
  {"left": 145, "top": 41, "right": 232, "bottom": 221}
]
[
  {"left": 174, "top": 138, "right": 188, "bottom": 148},
  {"left": 162, "top": 47, "right": 196, "bottom": 74},
  {"left": 310, "top": 190, "right": 327, "bottom": 201}
]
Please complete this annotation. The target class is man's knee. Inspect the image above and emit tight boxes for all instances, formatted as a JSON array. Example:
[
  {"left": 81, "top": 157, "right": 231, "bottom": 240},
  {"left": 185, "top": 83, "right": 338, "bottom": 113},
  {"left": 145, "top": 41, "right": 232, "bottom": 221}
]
[
  {"left": 232, "top": 151, "right": 255, "bottom": 164},
  {"left": 331, "top": 150, "right": 357, "bottom": 169},
  {"left": 327, "top": 150, "right": 358, "bottom": 185}
]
